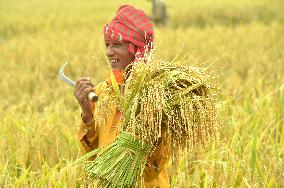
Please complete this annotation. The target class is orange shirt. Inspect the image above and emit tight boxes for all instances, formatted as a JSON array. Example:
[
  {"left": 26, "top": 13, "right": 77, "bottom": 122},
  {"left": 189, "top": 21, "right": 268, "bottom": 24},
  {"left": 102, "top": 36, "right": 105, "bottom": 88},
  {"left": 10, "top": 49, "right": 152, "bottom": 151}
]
[{"left": 77, "top": 80, "right": 170, "bottom": 188}]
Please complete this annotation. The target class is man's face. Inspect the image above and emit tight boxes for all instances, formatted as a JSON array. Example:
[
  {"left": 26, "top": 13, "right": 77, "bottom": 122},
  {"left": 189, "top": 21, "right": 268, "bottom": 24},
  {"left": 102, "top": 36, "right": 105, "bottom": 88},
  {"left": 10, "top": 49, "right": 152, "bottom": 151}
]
[{"left": 105, "top": 40, "right": 135, "bottom": 70}]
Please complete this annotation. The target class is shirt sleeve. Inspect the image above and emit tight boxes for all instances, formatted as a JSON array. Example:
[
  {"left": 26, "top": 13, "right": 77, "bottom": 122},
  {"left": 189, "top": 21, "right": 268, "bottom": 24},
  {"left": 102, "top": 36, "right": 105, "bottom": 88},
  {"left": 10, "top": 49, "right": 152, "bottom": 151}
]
[
  {"left": 76, "top": 81, "right": 108, "bottom": 153},
  {"left": 77, "top": 119, "right": 98, "bottom": 152}
]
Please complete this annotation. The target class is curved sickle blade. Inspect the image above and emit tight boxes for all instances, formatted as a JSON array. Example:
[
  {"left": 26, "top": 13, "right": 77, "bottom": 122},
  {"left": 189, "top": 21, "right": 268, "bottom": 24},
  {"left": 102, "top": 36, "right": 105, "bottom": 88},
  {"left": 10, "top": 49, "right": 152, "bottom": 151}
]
[
  {"left": 58, "top": 62, "right": 98, "bottom": 102},
  {"left": 59, "top": 62, "right": 76, "bottom": 87}
]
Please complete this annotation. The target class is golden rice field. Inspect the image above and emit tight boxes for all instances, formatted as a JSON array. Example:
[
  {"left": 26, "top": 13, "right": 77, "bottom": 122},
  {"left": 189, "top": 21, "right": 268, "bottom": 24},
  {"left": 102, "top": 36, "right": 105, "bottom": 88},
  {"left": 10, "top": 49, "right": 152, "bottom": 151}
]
[{"left": 0, "top": 0, "right": 283, "bottom": 187}]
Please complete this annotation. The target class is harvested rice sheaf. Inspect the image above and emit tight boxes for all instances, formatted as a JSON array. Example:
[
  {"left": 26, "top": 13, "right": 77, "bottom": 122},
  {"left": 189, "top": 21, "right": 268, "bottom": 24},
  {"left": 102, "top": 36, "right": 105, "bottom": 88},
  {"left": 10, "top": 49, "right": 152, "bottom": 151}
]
[{"left": 82, "top": 56, "right": 220, "bottom": 187}]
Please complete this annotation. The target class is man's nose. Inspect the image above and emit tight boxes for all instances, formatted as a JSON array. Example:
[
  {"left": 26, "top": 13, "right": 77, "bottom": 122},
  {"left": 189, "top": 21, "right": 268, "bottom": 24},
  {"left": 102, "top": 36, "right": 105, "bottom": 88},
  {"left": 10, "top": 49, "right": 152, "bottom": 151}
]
[{"left": 106, "top": 45, "right": 115, "bottom": 57}]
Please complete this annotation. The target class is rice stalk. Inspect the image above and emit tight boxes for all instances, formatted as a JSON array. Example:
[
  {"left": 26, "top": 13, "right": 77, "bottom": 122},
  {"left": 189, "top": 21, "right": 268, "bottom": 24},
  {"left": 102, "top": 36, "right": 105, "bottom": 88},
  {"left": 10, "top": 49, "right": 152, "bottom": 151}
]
[{"left": 79, "top": 54, "right": 220, "bottom": 187}]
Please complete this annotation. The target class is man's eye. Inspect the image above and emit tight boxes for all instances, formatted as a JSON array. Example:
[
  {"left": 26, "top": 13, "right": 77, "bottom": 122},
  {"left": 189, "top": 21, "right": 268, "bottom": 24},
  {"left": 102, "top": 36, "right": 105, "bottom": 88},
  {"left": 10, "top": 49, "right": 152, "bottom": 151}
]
[{"left": 114, "top": 43, "right": 121, "bottom": 47}]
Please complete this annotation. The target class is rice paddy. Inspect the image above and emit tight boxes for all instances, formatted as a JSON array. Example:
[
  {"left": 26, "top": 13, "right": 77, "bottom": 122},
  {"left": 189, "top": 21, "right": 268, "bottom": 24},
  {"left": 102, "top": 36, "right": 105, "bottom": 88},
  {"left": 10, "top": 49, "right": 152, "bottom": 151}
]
[{"left": 0, "top": 0, "right": 283, "bottom": 187}]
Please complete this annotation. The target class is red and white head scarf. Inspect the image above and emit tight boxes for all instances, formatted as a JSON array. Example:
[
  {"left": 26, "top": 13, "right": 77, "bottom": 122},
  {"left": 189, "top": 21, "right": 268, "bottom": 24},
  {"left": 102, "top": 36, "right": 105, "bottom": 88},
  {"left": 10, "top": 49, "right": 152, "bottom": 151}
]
[{"left": 104, "top": 5, "right": 154, "bottom": 61}]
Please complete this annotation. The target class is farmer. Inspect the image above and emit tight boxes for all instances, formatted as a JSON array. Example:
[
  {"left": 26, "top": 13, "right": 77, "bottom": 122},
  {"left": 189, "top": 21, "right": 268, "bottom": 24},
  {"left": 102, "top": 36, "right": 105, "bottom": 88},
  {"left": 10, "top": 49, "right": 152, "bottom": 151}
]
[
  {"left": 75, "top": 5, "right": 170, "bottom": 187},
  {"left": 149, "top": 0, "right": 168, "bottom": 25}
]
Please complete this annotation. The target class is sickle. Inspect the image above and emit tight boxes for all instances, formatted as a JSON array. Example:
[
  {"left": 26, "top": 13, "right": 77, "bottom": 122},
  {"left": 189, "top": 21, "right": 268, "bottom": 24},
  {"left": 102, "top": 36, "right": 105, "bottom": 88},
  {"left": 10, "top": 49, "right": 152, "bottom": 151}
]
[{"left": 59, "top": 62, "right": 98, "bottom": 102}]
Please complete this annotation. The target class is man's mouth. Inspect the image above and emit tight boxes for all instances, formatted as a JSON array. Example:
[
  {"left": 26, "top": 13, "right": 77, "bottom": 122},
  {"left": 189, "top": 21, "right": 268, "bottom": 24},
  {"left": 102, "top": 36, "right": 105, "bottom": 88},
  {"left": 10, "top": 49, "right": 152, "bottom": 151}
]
[{"left": 110, "top": 59, "right": 119, "bottom": 64}]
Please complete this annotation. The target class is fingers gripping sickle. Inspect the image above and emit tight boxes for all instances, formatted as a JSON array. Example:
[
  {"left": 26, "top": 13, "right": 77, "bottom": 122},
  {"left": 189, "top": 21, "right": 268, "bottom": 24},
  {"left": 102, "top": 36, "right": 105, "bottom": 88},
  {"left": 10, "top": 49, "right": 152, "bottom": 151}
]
[{"left": 59, "top": 63, "right": 98, "bottom": 102}]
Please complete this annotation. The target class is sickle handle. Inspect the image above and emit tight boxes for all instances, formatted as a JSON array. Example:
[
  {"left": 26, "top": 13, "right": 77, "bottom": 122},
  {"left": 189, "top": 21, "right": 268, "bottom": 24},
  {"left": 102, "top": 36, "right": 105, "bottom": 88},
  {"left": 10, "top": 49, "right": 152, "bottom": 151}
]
[{"left": 88, "top": 92, "right": 98, "bottom": 102}]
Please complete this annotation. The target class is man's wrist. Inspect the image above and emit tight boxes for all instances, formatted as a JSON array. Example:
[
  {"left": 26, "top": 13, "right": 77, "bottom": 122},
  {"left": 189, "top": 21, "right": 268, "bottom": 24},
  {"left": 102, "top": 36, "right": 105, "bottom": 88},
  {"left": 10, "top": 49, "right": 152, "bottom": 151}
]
[{"left": 81, "top": 112, "right": 93, "bottom": 124}]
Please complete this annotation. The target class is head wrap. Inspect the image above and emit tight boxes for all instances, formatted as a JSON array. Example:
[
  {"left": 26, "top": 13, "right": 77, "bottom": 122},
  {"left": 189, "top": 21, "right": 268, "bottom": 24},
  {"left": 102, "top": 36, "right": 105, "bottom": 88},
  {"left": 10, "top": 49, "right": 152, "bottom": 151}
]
[{"left": 104, "top": 5, "right": 154, "bottom": 60}]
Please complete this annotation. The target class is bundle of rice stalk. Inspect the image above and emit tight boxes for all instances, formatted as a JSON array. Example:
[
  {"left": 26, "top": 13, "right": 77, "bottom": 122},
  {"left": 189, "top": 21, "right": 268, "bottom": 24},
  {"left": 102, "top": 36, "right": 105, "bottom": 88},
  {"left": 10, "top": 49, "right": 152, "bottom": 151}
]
[{"left": 80, "top": 56, "right": 220, "bottom": 187}]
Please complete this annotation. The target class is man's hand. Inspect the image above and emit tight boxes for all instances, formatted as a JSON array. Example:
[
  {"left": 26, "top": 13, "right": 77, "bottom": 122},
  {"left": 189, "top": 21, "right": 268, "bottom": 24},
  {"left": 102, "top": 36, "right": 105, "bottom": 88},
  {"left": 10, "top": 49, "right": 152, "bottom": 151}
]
[{"left": 74, "top": 77, "right": 95, "bottom": 123}]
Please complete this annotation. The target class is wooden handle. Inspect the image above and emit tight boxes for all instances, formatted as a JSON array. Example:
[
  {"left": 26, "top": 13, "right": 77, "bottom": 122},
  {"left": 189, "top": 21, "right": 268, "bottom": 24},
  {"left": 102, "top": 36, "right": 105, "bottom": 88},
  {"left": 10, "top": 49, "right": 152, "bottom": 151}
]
[{"left": 88, "top": 92, "right": 98, "bottom": 102}]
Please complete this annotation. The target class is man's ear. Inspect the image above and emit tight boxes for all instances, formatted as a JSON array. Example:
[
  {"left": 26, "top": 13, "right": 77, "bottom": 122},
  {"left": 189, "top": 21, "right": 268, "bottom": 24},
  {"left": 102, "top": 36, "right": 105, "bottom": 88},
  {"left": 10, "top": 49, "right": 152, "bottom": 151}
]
[
  {"left": 135, "top": 51, "right": 142, "bottom": 60},
  {"left": 128, "top": 43, "right": 137, "bottom": 55}
]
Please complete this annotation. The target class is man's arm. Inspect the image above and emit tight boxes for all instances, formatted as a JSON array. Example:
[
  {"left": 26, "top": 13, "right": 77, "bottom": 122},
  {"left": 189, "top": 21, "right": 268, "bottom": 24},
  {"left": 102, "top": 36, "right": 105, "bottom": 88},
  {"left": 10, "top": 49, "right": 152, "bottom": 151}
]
[
  {"left": 74, "top": 77, "right": 102, "bottom": 152},
  {"left": 77, "top": 118, "right": 98, "bottom": 152}
]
